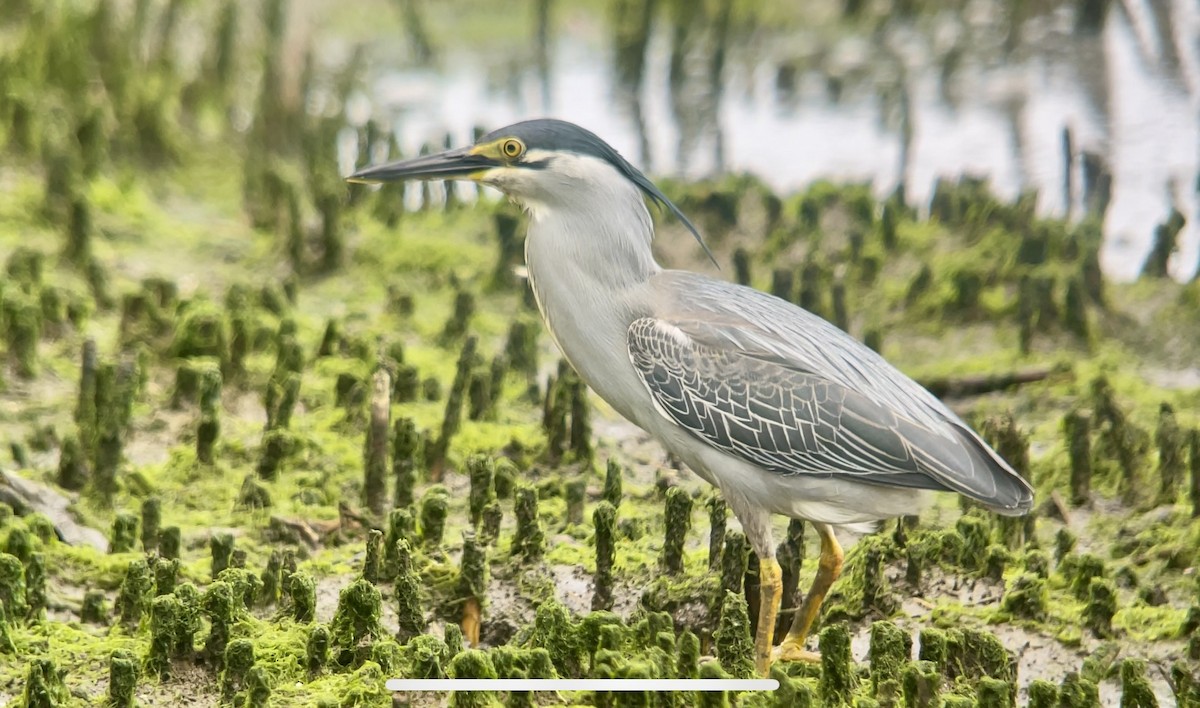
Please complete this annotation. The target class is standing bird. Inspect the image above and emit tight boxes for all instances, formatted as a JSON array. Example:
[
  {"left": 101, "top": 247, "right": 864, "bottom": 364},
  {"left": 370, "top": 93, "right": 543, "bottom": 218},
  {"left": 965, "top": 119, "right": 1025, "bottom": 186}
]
[{"left": 349, "top": 119, "right": 1034, "bottom": 676}]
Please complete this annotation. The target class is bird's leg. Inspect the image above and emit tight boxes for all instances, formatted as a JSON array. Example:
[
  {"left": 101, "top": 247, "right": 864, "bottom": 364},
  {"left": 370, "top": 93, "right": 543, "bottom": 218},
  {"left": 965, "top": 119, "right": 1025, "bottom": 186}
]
[
  {"left": 461, "top": 597, "right": 481, "bottom": 647},
  {"left": 754, "top": 556, "right": 783, "bottom": 677},
  {"left": 722, "top": 492, "right": 780, "bottom": 677},
  {"left": 775, "top": 522, "right": 843, "bottom": 663}
]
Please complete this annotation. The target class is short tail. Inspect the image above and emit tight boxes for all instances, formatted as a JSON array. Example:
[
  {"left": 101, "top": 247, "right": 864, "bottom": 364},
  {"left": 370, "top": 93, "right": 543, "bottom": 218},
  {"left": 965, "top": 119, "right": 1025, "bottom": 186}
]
[
  {"left": 951, "top": 424, "right": 1035, "bottom": 516},
  {"left": 835, "top": 520, "right": 884, "bottom": 542}
]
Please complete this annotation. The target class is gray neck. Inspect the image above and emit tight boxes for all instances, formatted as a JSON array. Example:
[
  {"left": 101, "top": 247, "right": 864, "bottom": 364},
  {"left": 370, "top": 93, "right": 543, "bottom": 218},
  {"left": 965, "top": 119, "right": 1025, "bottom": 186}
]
[
  {"left": 526, "top": 205, "right": 659, "bottom": 290},
  {"left": 521, "top": 159, "right": 662, "bottom": 418},
  {"left": 524, "top": 185, "right": 660, "bottom": 343},
  {"left": 521, "top": 152, "right": 662, "bottom": 292}
]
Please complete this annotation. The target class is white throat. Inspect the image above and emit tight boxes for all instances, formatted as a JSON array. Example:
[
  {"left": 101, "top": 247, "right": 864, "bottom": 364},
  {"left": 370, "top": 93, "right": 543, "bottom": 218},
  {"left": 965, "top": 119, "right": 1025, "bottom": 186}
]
[
  {"left": 517, "top": 152, "right": 663, "bottom": 419},
  {"left": 519, "top": 151, "right": 662, "bottom": 294}
]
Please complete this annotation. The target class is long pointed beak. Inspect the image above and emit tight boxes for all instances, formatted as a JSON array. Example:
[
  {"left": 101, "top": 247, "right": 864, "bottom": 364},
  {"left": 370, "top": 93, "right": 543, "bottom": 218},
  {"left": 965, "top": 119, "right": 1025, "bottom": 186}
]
[{"left": 346, "top": 147, "right": 496, "bottom": 184}]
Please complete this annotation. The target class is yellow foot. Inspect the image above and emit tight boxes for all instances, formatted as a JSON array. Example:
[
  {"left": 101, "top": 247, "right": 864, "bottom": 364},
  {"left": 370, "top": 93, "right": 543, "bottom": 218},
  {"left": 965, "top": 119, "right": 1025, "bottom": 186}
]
[
  {"left": 755, "top": 655, "right": 772, "bottom": 678},
  {"left": 772, "top": 641, "right": 821, "bottom": 664},
  {"left": 461, "top": 598, "right": 481, "bottom": 647},
  {"left": 753, "top": 557, "right": 784, "bottom": 678}
]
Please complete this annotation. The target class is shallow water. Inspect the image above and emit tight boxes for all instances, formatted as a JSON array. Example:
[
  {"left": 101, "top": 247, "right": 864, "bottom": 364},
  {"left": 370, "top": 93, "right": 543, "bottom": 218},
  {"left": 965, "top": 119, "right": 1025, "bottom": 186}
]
[{"left": 358, "top": 0, "right": 1199, "bottom": 281}]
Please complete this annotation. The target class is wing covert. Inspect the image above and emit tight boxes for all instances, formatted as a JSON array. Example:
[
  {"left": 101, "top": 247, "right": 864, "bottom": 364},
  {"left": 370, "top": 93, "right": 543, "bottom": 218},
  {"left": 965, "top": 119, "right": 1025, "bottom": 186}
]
[{"left": 626, "top": 316, "right": 1030, "bottom": 508}]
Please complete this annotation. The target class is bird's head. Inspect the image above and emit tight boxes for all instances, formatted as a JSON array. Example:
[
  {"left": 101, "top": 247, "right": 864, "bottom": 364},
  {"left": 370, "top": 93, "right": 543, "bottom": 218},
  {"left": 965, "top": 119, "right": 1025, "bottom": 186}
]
[{"left": 347, "top": 118, "right": 715, "bottom": 264}]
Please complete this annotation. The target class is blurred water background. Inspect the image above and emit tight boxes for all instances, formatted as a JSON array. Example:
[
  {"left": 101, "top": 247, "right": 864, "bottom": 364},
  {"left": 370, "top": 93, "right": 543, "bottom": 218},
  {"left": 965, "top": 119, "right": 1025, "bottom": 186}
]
[{"left": 323, "top": 0, "right": 1200, "bottom": 282}]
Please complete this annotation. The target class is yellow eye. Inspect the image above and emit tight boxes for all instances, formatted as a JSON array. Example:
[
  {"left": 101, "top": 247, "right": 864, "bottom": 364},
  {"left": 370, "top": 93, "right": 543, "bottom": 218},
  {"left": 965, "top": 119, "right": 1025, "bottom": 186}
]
[{"left": 501, "top": 139, "right": 524, "bottom": 159}]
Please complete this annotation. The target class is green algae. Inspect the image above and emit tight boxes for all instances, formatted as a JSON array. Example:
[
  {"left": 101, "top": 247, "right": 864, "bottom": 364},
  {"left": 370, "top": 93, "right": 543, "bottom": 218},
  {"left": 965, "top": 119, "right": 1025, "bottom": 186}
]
[
  {"left": 522, "top": 600, "right": 586, "bottom": 679},
  {"left": 903, "top": 660, "right": 942, "bottom": 708},
  {"left": 591, "top": 501, "right": 617, "bottom": 611},
  {"left": 1000, "top": 572, "right": 1049, "bottom": 621},
  {"left": 819, "top": 623, "right": 857, "bottom": 707},
  {"left": 713, "top": 589, "right": 754, "bottom": 679},
  {"left": 0, "top": 9, "right": 1197, "bottom": 705},
  {"left": 447, "top": 649, "right": 500, "bottom": 707},
  {"left": 107, "top": 649, "right": 139, "bottom": 708},
  {"left": 510, "top": 485, "right": 546, "bottom": 563},
  {"left": 659, "top": 486, "right": 693, "bottom": 575},
  {"left": 868, "top": 620, "right": 912, "bottom": 692},
  {"left": 823, "top": 533, "right": 899, "bottom": 621}
]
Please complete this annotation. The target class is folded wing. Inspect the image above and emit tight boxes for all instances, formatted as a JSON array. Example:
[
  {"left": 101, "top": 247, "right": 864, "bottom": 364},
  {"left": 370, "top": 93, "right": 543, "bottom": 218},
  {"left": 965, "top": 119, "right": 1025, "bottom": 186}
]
[{"left": 626, "top": 316, "right": 1033, "bottom": 515}]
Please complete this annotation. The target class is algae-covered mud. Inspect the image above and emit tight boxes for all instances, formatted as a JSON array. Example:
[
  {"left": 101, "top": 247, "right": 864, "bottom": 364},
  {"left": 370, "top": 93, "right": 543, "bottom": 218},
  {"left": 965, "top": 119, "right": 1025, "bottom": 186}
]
[{"left": 1, "top": 0, "right": 1199, "bottom": 707}]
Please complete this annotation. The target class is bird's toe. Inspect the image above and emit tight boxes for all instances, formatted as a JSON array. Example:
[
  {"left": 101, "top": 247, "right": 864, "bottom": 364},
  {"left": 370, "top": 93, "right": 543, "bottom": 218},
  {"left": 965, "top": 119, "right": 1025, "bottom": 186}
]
[{"left": 772, "top": 641, "right": 820, "bottom": 664}]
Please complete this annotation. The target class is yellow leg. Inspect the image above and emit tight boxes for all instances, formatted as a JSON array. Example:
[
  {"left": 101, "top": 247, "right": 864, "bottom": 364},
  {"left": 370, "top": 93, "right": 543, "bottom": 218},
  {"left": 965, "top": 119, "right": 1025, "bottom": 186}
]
[
  {"left": 755, "top": 557, "right": 783, "bottom": 677},
  {"left": 774, "top": 523, "right": 843, "bottom": 663},
  {"left": 461, "top": 597, "right": 481, "bottom": 647}
]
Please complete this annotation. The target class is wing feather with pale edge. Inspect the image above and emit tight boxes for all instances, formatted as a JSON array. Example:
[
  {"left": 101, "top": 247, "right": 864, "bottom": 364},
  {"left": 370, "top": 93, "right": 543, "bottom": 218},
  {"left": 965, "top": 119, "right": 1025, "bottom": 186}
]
[{"left": 626, "top": 316, "right": 1033, "bottom": 514}]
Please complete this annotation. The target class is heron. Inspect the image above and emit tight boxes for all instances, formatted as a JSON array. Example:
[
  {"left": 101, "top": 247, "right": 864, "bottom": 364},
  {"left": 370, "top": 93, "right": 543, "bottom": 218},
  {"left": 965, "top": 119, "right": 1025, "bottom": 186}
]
[{"left": 348, "top": 118, "right": 1034, "bottom": 676}]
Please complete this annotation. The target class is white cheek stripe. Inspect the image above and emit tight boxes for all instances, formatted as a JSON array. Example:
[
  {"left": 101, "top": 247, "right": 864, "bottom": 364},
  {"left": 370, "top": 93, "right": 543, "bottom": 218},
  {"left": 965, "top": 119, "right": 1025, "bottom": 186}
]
[{"left": 523, "top": 148, "right": 559, "bottom": 164}]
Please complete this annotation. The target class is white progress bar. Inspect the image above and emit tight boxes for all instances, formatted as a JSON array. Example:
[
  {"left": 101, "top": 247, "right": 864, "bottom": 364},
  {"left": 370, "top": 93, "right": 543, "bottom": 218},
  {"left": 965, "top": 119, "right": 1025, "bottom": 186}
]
[{"left": 387, "top": 679, "right": 779, "bottom": 692}]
